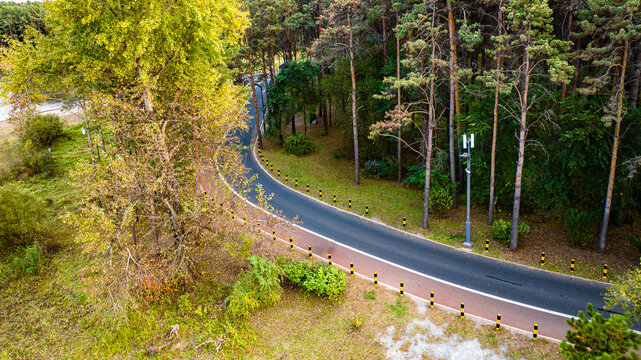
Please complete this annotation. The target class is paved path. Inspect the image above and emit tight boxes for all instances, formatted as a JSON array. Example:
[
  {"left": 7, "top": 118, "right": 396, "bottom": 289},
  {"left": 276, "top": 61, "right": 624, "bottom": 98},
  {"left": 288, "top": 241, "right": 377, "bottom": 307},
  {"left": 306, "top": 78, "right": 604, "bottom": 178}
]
[{"left": 220, "top": 87, "right": 613, "bottom": 340}]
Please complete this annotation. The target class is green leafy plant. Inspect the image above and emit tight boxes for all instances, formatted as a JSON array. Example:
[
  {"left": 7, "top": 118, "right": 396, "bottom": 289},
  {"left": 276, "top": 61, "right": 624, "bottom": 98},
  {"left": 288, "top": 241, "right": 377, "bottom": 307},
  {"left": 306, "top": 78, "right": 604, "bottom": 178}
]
[
  {"left": 331, "top": 149, "right": 346, "bottom": 159},
  {"left": 604, "top": 261, "right": 641, "bottom": 322},
  {"left": 402, "top": 165, "right": 453, "bottom": 213},
  {"left": 17, "top": 140, "right": 55, "bottom": 177},
  {"left": 21, "top": 114, "right": 65, "bottom": 149},
  {"left": 363, "top": 159, "right": 396, "bottom": 179},
  {"left": 0, "top": 184, "right": 51, "bottom": 247},
  {"left": 491, "top": 219, "right": 530, "bottom": 245},
  {"left": 12, "top": 242, "right": 43, "bottom": 275},
  {"left": 387, "top": 298, "right": 409, "bottom": 318},
  {"left": 362, "top": 289, "right": 376, "bottom": 301},
  {"left": 564, "top": 209, "right": 596, "bottom": 247},
  {"left": 227, "top": 256, "right": 283, "bottom": 318},
  {"left": 628, "top": 234, "right": 641, "bottom": 255},
  {"left": 560, "top": 303, "right": 640, "bottom": 359},
  {"left": 283, "top": 134, "right": 314, "bottom": 156},
  {"left": 281, "top": 259, "right": 345, "bottom": 302}
]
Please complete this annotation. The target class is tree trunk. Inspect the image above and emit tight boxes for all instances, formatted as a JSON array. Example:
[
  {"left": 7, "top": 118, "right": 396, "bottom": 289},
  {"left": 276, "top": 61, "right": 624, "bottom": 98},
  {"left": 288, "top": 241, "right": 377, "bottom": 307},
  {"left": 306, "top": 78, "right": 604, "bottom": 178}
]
[
  {"left": 423, "top": 31, "right": 437, "bottom": 229},
  {"left": 150, "top": 195, "right": 159, "bottom": 257},
  {"left": 382, "top": 8, "right": 387, "bottom": 60},
  {"left": 348, "top": 10, "right": 360, "bottom": 185},
  {"left": 489, "top": 1, "right": 503, "bottom": 224},
  {"left": 291, "top": 115, "right": 296, "bottom": 135},
  {"left": 509, "top": 45, "right": 531, "bottom": 252},
  {"left": 598, "top": 38, "right": 629, "bottom": 253},
  {"left": 84, "top": 119, "right": 96, "bottom": 166},
  {"left": 561, "top": 10, "right": 573, "bottom": 101},
  {"left": 261, "top": 47, "right": 268, "bottom": 85},
  {"left": 396, "top": 12, "right": 402, "bottom": 183},
  {"left": 269, "top": 45, "right": 276, "bottom": 84},
  {"left": 246, "top": 33, "right": 262, "bottom": 149},
  {"left": 447, "top": 0, "right": 458, "bottom": 208},
  {"left": 630, "top": 41, "right": 641, "bottom": 108}
]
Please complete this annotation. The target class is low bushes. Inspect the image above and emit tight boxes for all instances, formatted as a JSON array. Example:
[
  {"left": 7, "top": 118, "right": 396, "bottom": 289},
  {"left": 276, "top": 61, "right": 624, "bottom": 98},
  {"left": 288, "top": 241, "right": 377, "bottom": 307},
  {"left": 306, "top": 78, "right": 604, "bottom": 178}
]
[
  {"left": 283, "top": 134, "right": 313, "bottom": 156},
  {"left": 280, "top": 259, "right": 346, "bottom": 302},
  {"left": 564, "top": 209, "right": 596, "bottom": 247},
  {"left": 363, "top": 159, "right": 396, "bottom": 180},
  {"left": 227, "top": 256, "right": 283, "bottom": 318},
  {"left": 12, "top": 242, "right": 43, "bottom": 276},
  {"left": 0, "top": 184, "right": 52, "bottom": 248},
  {"left": 402, "top": 165, "right": 453, "bottom": 213},
  {"left": 21, "top": 114, "right": 65, "bottom": 149},
  {"left": 491, "top": 219, "right": 530, "bottom": 245}
]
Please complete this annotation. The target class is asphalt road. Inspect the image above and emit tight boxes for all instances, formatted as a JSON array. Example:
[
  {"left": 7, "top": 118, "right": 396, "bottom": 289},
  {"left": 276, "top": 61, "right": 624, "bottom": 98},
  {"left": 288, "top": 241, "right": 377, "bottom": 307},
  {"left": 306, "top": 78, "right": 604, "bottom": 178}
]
[{"left": 226, "top": 85, "right": 612, "bottom": 329}]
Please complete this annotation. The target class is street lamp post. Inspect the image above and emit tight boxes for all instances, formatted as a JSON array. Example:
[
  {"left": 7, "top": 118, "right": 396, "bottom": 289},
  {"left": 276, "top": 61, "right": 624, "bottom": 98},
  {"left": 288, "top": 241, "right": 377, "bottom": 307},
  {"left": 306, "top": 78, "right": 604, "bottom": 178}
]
[
  {"left": 255, "top": 82, "right": 267, "bottom": 133},
  {"left": 459, "top": 133, "right": 475, "bottom": 247}
]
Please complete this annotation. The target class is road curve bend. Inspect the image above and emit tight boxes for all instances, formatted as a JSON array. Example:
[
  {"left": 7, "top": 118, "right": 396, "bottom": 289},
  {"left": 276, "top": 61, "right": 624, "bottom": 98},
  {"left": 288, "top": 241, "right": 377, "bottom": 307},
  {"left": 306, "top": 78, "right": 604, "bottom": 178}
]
[{"left": 223, "top": 90, "right": 611, "bottom": 341}]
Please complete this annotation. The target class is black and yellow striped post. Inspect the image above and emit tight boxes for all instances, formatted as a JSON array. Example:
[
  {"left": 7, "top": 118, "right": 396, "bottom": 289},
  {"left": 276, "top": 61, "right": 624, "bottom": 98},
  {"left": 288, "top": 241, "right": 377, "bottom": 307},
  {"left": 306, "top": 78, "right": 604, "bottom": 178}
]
[
  {"left": 270, "top": 164, "right": 273, "bottom": 172},
  {"left": 243, "top": 217, "right": 247, "bottom": 226},
  {"left": 540, "top": 251, "right": 545, "bottom": 266},
  {"left": 289, "top": 238, "right": 293, "bottom": 250},
  {"left": 277, "top": 169, "right": 280, "bottom": 179},
  {"left": 374, "top": 272, "right": 378, "bottom": 286},
  {"left": 350, "top": 263, "right": 354, "bottom": 276},
  {"left": 365, "top": 206, "right": 369, "bottom": 215},
  {"left": 571, "top": 259, "right": 575, "bottom": 273},
  {"left": 533, "top": 324, "right": 538, "bottom": 340},
  {"left": 285, "top": 175, "right": 288, "bottom": 184},
  {"left": 319, "top": 189, "right": 323, "bottom": 198},
  {"left": 400, "top": 282, "right": 404, "bottom": 297},
  {"left": 306, "top": 184, "right": 310, "bottom": 193},
  {"left": 460, "top": 303, "right": 465, "bottom": 318},
  {"left": 333, "top": 195, "right": 337, "bottom": 205},
  {"left": 231, "top": 210, "right": 235, "bottom": 219},
  {"left": 295, "top": 179, "right": 298, "bottom": 187},
  {"left": 485, "top": 239, "right": 490, "bottom": 254},
  {"left": 348, "top": 199, "right": 352, "bottom": 210},
  {"left": 402, "top": 217, "right": 407, "bottom": 227},
  {"left": 266, "top": 159, "right": 269, "bottom": 167},
  {"left": 328, "top": 254, "right": 332, "bottom": 266},
  {"left": 272, "top": 230, "right": 276, "bottom": 242},
  {"left": 308, "top": 246, "right": 312, "bottom": 258},
  {"left": 603, "top": 264, "right": 608, "bottom": 279},
  {"left": 430, "top": 291, "right": 435, "bottom": 309},
  {"left": 257, "top": 223, "right": 261, "bottom": 232},
  {"left": 496, "top": 314, "right": 501, "bottom": 330}
]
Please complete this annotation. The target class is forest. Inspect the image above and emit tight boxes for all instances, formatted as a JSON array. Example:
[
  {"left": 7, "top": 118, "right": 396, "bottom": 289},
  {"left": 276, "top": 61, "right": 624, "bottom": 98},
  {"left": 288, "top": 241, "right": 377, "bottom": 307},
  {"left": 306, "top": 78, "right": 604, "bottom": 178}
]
[
  {"left": 244, "top": 0, "right": 641, "bottom": 254},
  {"left": 0, "top": 0, "right": 641, "bottom": 358}
]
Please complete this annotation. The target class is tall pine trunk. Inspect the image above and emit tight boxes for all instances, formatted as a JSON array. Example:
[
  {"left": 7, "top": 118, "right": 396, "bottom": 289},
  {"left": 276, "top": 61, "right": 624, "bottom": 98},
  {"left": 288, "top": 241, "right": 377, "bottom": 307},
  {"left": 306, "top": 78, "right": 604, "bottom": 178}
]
[
  {"left": 447, "top": 0, "right": 458, "bottom": 208},
  {"left": 598, "top": 38, "right": 629, "bottom": 253},
  {"left": 396, "top": 12, "right": 402, "bottom": 183},
  {"left": 423, "top": 26, "right": 437, "bottom": 229},
  {"left": 509, "top": 44, "right": 531, "bottom": 251},
  {"left": 382, "top": 8, "right": 387, "bottom": 60},
  {"left": 488, "top": 1, "right": 503, "bottom": 224},
  {"left": 348, "top": 10, "right": 360, "bottom": 185},
  {"left": 246, "top": 33, "right": 262, "bottom": 149}
]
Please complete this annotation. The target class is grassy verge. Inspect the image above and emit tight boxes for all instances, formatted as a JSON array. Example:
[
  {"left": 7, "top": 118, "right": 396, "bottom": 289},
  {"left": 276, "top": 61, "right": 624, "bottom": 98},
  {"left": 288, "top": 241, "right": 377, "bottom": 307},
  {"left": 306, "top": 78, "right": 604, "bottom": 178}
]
[{"left": 259, "top": 125, "right": 635, "bottom": 282}]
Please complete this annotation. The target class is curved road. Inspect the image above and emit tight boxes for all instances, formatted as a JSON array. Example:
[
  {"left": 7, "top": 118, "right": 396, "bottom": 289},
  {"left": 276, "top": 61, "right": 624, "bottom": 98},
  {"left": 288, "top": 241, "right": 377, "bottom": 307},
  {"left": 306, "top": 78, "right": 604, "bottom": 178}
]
[{"left": 223, "top": 86, "right": 615, "bottom": 340}]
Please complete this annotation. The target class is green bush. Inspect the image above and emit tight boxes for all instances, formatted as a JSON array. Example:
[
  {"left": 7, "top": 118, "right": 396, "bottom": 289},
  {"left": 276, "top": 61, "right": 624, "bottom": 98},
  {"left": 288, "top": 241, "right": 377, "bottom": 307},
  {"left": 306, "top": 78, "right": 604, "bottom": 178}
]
[
  {"left": 12, "top": 242, "right": 43, "bottom": 276},
  {"left": 0, "top": 184, "right": 51, "bottom": 248},
  {"left": 283, "top": 134, "right": 313, "bottom": 156},
  {"left": 18, "top": 140, "right": 55, "bottom": 177},
  {"left": 21, "top": 114, "right": 65, "bottom": 149},
  {"left": 403, "top": 165, "right": 453, "bottom": 213},
  {"left": 564, "top": 209, "right": 596, "bottom": 247},
  {"left": 331, "top": 149, "right": 346, "bottom": 159},
  {"left": 491, "top": 219, "right": 530, "bottom": 245},
  {"left": 281, "top": 259, "right": 345, "bottom": 302},
  {"left": 363, "top": 159, "right": 396, "bottom": 179},
  {"left": 561, "top": 303, "right": 640, "bottom": 359},
  {"left": 226, "top": 256, "right": 283, "bottom": 318},
  {"left": 629, "top": 234, "right": 641, "bottom": 255}
]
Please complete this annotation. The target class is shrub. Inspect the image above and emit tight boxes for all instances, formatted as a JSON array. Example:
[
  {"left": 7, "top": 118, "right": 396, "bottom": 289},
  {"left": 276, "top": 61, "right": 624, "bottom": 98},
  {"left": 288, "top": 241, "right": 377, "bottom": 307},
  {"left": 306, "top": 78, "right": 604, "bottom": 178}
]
[
  {"left": 331, "top": 149, "right": 346, "bottom": 159},
  {"left": 564, "top": 209, "right": 596, "bottom": 247},
  {"left": 283, "top": 134, "right": 313, "bottom": 156},
  {"left": 0, "top": 184, "right": 51, "bottom": 248},
  {"left": 491, "top": 219, "right": 530, "bottom": 245},
  {"left": 21, "top": 114, "right": 65, "bottom": 149},
  {"left": 363, "top": 159, "right": 396, "bottom": 179},
  {"left": 403, "top": 165, "right": 453, "bottom": 213},
  {"left": 561, "top": 303, "right": 640, "bottom": 359},
  {"left": 281, "top": 259, "right": 345, "bottom": 302},
  {"left": 604, "top": 261, "right": 641, "bottom": 322},
  {"left": 12, "top": 242, "right": 43, "bottom": 276},
  {"left": 629, "top": 234, "right": 641, "bottom": 255},
  {"left": 18, "top": 140, "right": 55, "bottom": 176},
  {"left": 227, "top": 256, "right": 283, "bottom": 318}
]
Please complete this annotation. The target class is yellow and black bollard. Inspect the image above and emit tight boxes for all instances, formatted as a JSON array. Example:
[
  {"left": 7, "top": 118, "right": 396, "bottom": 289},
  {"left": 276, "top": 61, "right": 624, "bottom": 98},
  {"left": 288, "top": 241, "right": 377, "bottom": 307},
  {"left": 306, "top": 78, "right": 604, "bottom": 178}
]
[
  {"left": 374, "top": 272, "right": 378, "bottom": 286},
  {"left": 430, "top": 291, "right": 435, "bottom": 309},
  {"left": 333, "top": 195, "right": 337, "bottom": 205},
  {"left": 400, "top": 282, "right": 404, "bottom": 297},
  {"left": 603, "top": 264, "right": 608, "bottom": 279},
  {"left": 365, "top": 206, "right": 369, "bottom": 215},
  {"left": 308, "top": 246, "right": 312, "bottom": 258},
  {"left": 295, "top": 179, "right": 298, "bottom": 187},
  {"left": 533, "top": 324, "right": 538, "bottom": 340},
  {"left": 348, "top": 199, "right": 352, "bottom": 209},
  {"left": 270, "top": 164, "right": 273, "bottom": 172},
  {"left": 277, "top": 170, "right": 280, "bottom": 179},
  {"left": 289, "top": 238, "right": 293, "bottom": 250},
  {"left": 540, "top": 251, "right": 545, "bottom": 266},
  {"left": 496, "top": 314, "right": 501, "bottom": 330},
  {"left": 231, "top": 210, "right": 235, "bottom": 219},
  {"left": 319, "top": 189, "right": 322, "bottom": 198},
  {"left": 266, "top": 159, "right": 269, "bottom": 167},
  {"left": 306, "top": 184, "right": 310, "bottom": 193},
  {"left": 285, "top": 175, "right": 288, "bottom": 184},
  {"left": 350, "top": 263, "right": 354, "bottom": 276},
  {"left": 403, "top": 217, "right": 407, "bottom": 227},
  {"left": 485, "top": 239, "right": 490, "bottom": 253},
  {"left": 243, "top": 217, "right": 247, "bottom": 226},
  {"left": 257, "top": 223, "right": 261, "bottom": 232},
  {"left": 328, "top": 254, "right": 332, "bottom": 266},
  {"left": 460, "top": 303, "right": 465, "bottom": 318},
  {"left": 571, "top": 259, "right": 575, "bottom": 273},
  {"left": 272, "top": 230, "right": 276, "bottom": 242}
]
